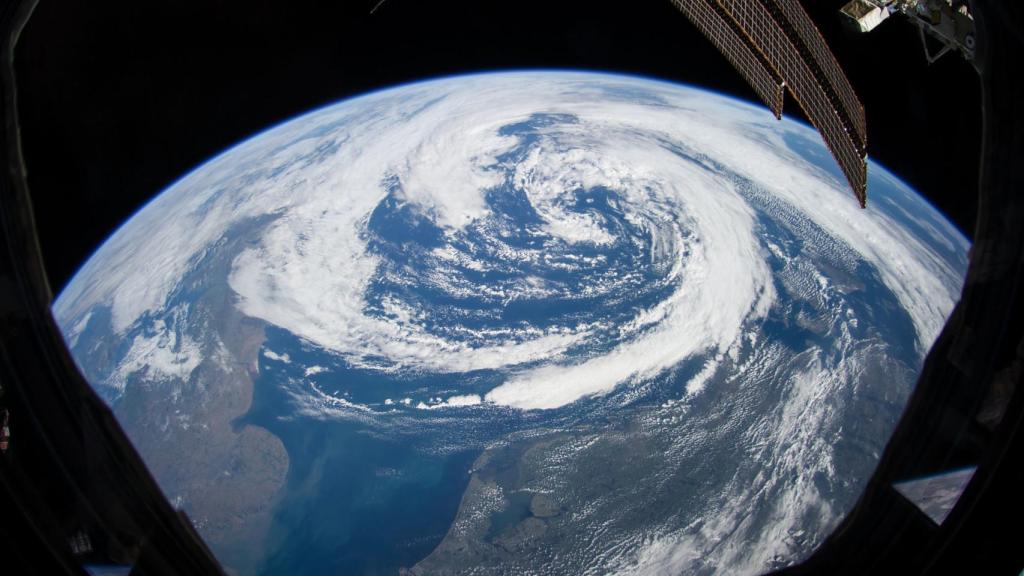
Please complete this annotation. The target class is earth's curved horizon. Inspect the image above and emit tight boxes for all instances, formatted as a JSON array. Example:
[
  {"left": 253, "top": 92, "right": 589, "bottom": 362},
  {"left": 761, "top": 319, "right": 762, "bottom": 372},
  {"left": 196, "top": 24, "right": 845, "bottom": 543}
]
[{"left": 54, "top": 70, "right": 967, "bottom": 575}]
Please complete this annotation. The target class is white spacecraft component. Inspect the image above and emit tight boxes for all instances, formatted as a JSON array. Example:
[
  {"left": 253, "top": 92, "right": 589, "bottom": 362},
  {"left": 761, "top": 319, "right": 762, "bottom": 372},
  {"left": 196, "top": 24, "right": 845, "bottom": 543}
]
[
  {"left": 840, "top": 0, "right": 891, "bottom": 33},
  {"left": 840, "top": 0, "right": 976, "bottom": 63}
]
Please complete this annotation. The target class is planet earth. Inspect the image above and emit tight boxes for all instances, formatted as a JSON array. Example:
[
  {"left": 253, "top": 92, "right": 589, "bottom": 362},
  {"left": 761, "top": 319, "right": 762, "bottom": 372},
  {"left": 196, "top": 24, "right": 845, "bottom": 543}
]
[{"left": 53, "top": 71, "right": 968, "bottom": 575}]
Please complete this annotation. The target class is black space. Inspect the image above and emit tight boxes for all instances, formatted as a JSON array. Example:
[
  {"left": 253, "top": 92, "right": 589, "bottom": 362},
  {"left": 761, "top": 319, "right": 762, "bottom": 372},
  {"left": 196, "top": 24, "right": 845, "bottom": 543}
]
[{"left": 15, "top": 0, "right": 982, "bottom": 295}]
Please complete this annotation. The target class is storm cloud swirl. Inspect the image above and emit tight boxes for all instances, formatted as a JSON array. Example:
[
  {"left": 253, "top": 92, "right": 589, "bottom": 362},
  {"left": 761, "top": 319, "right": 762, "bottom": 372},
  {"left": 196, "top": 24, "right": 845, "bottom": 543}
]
[
  {"left": 53, "top": 72, "right": 969, "bottom": 575},
  {"left": 56, "top": 72, "right": 962, "bottom": 412}
]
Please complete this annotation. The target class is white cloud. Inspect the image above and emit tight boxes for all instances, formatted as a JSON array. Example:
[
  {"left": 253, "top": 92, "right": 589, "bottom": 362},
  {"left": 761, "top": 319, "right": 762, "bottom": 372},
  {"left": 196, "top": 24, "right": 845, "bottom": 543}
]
[
  {"left": 304, "top": 365, "right": 327, "bottom": 377},
  {"left": 416, "top": 394, "right": 483, "bottom": 410},
  {"left": 106, "top": 306, "right": 201, "bottom": 394},
  {"left": 262, "top": 349, "right": 291, "bottom": 363}
]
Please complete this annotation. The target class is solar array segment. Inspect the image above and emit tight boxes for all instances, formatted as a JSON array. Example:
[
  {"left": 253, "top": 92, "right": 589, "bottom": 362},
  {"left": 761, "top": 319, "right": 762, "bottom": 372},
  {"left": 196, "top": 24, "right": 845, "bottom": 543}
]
[{"left": 670, "top": 0, "right": 868, "bottom": 206}]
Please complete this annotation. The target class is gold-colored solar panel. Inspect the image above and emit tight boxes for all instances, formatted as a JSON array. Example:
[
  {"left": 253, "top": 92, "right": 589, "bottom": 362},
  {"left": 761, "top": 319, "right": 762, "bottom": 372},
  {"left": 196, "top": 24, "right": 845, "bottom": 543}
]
[
  {"left": 762, "top": 0, "right": 866, "bottom": 147},
  {"left": 670, "top": 0, "right": 868, "bottom": 207},
  {"left": 669, "top": 0, "right": 785, "bottom": 118}
]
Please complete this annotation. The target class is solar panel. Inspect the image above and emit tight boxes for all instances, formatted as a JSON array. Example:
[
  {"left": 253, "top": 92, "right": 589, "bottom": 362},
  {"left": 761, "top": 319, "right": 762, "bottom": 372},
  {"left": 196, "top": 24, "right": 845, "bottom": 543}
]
[
  {"left": 764, "top": 0, "right": 866, "bottom": 146},
  {"left": 670, "top": 0, "right": 868, "bottom": 207},
  {"left": 668, "top": 0, "right": 785, "bottom": 119}
]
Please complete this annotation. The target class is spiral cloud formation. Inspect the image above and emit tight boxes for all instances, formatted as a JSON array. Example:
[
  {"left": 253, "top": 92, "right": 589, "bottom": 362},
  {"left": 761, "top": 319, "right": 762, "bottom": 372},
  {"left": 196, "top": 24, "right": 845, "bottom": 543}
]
[
  {"left": 56, "top": 72, "right": 962, "bottom": 412},
  {"left": 53, "top": 71, "right": 970, "bottom": 575}
]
